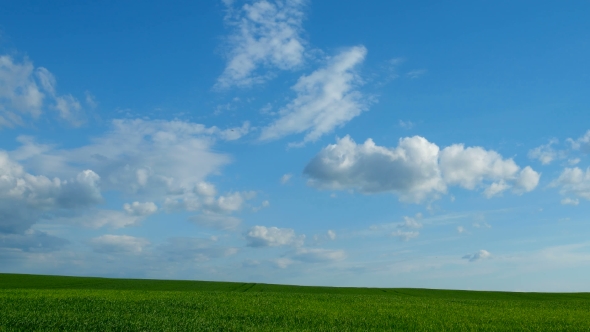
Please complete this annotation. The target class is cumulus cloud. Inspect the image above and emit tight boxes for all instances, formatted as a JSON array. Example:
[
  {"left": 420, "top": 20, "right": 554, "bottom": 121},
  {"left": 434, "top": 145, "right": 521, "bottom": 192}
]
[
  {"left": 0, "top": 55, "right": 87, "bottom": 127},
  {"left": 90, "top": 235, "right": 150, "bottom": 254},
  {"left": 0, "top": 151, "right": 103, "bottom": 234},
  {"left": 304, "top": 135, "right": 445, "bottom": 202},
  {"left": 291, "top": 247, "right": 346, "bottom": 263},
  {"left": 462, "top": 249, "right": 491, "bottom": 262},
  {"left": 259, "top": 46, "right": 369, "bottom": 145},
  {"left": 123, "top": 202, "right": 158, "bottom": 216},
  {"left": 551, "top": 167, "right": 590, "bottom": 200},
  {"left": 567, "top": 130, "right": 590, "bottom": 153},
  {"left": 245, "top": 225, "right": 305, "bottom": 247},
  {"left": 305, "top": 135, "right": 540, "bottom": 202},
  {"left": 216, "top": 0, "right": 307, "bottom": 88}
]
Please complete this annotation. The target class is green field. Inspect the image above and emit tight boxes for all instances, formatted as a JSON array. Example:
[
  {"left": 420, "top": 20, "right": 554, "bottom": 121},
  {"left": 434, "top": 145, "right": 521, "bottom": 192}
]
[{"left": 1, "top": 273, "right": 590, "bottom": 331}]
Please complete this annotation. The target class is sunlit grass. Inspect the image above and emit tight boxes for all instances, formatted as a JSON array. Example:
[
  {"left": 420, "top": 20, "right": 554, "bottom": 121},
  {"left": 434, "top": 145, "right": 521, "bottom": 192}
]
[{"left": 1, "top": 273, "right": 589, "bottom": 331}]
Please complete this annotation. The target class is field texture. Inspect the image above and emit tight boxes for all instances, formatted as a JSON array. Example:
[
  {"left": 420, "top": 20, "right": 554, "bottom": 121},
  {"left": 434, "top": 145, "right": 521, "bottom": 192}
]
[{"left": 1, "top": 274, "right": 590, "bottom": 331}]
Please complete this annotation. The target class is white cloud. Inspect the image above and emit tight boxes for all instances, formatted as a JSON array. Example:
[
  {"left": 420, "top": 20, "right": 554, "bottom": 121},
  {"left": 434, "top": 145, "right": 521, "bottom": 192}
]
[
  {"left": 567, "top": 130, "right": 590, "bottom": 153},
  {"left": 0, "top": 55, "right": 87, "bottom": 127},
  {"left": 391, "top": 230, "right": 419, "bottom": 241},
  {"left": 273, "top": 257, "right": 294, "bottom": 268},
  {"left": 405, "top": 69, "right": 427, "bottom": 79},
  {"left": 123, "top": 202, "right": 158, "bottom": 216},
  {"left": 216, "top": 0, "right": 307, "bottom": 88},
  {"left": 561, "top": 198, "right": 579, "bottom": 206},
  {"left": 245, "top": 225, "right": 305, "bottom": 247},
  {"left": 305, "top": 135, "right": 540, "bottom": 202},
  {"left": 0, "top": 151, "right": 103, "bottom": 234},
  {"left": 90, "top": 235, "right": 150, "bottom": 254},
  {"left": 457, "top": 226, "right": 466, "bottom": 234},
  {"left": 259, "top": 46, "right": 369, "bottom": 145},
  {"left": 280, "top": 173, "right": 293, "bottom": 184},
  {"left": 528, "top": 139, "right": 560, "bottom": 165},
  {"left": 304, "top": 135, "right": 445, "bottom": 203},
  {"left": 327, "top": 230, "right": 336, "bottom": 240},
  {"left": 551, "top": 167, "right": 590, "bottom": 200},
  {"left": 472, "top": 221, "right": 491, "bottom": 229},
  {"left": 462, "top": 249, "right": 491, "bottom": 262},
  {"left": 291, "top": 247, "right": 346, "bottom": 262},
  {"left": 399, "top": 216, "right": 422, "bottom": 229},
  {"left": 399, "top": 120, "right": 414, "bottom": 129}
]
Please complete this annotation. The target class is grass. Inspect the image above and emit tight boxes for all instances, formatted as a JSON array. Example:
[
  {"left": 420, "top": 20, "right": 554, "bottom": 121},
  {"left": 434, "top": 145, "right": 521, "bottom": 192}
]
[{"left": 1, "top": 273, "right": 590, "bottom": 331}]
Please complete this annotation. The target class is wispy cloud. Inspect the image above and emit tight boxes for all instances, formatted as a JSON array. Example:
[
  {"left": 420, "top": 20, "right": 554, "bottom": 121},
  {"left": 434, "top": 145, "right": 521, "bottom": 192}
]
[
  {"left": 259, "top": 46, "right": 369, "bottom": 145},
  {"left": 216, "top": 0, "right": 307, "bottom": 88}
]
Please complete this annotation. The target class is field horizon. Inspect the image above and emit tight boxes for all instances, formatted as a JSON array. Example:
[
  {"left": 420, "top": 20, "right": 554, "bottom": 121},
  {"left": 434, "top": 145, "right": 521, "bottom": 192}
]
[{"left": 2, "top": 273, "right": 590, "bottom": 330}]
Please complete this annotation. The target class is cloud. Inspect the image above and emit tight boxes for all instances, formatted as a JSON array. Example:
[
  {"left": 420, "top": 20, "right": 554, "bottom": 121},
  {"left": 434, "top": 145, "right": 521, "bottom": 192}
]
[
  {"left": 0, "top": 230, "right": 68, "bottom": 252},
  {"left": 391, "top": 230, "right": 419, "bottom": 241},
  {"left": 551, "top": 167, "right": 590, "bottom": 200},
  {"left": 245, "top": 225, "right": 305, "bottom": 247},
  {"left": 304, "top": 135, "right": 445, "bottom": 203},
  {"left": 216, "top": 0, "right": 307, "bottom": 88},
  {"left": 280, "top": 173, "right": 293, "bottom": 184},
  {"left": 462, "top": 249, "right": 491, "bottom": 262},
  {"left": 405, "top": 69, "right": 427, "bottom": 79},
  {"left": 327, "top": 230, "right": 336, "bottom": 240},
  {"left": 567, "top": 130, "right": 590, "bottom": 153},
  {"left": 305, "top": 135, "right": 540, "bottom": 202},
  {"left": 457, "top": 226, "right": 466, "bottom": 234},
  {"left": 561, "top": 198, "right": 579, "bottom": 206},
  {"left": 259, "top": 46, "right": 369, "bottom": 145},
  {"left": 291, "top": 247, "right": 346, "bottom": 263},
  {"left": 90, "top": 235, "right": 150, "bottom": 254},
  {"left": 123, "top": 202, "right": 158, "bottom": 216},
  {"left": 0, "top": 151, "right": 103, "bottom": 234},
  {"left": 0, "top": 55, "right": 87, "bottom": 127},
  {"left": 528, "top": 139, "right": 561, "bottom": 165}
]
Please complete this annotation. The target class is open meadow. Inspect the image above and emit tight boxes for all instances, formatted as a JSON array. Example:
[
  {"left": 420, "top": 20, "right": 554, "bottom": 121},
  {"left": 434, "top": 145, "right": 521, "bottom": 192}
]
[{"left": 1, "top": 274, "right": 590, "bottom": 331}]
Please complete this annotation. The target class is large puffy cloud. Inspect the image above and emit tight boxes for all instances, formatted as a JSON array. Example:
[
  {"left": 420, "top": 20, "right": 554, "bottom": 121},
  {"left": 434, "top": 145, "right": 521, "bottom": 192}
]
[
  {"left": 259, "top": 46, "right": 369, "bottom": 145},
  {"left": 304, "top": 135, "right": 445, "bottom": 202},
  {"left": 0, "top": 55, "right": 88, "bottom": 127},
  {"left": 551, "top": 167, "right": 590, "bottom": 200},
  {"left": 305, "top": 135, "right": 540, "bottom": 202},
  {"left": 245, "top": 226, "right": 305, "bottom": 247},
  {"left": 0, "top": 151, "right": 102, "bottom": 234},
  {"left": 216, "top": 0, "right": 307, "bottom": 88}
]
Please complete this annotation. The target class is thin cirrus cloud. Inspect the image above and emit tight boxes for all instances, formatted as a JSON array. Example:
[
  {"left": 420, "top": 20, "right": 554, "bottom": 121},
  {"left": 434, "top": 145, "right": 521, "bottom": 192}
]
[
  {"left": 259, "top": 46, "right": 369, "bottom": 146},
  {"left": 216, "top": 0, "right": 307, "bottom": 88},
  {"left": 0, "top": 55, "right": 89, "bottom": 127},
  {"left": 304, "top": 135, "right": 540, "bottom": 203}
]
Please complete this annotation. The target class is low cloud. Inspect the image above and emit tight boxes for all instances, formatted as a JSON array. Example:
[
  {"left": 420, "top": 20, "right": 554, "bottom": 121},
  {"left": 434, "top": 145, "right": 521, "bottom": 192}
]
[
  {"left": 90, "top": 235, "right": 150, "bottom": 254},
  {"left": 245, "top": 226, "right": 305, "bottom": 247},
  {"left": 567, "top": 130, "right": 590, "bottom": 153},
  {"left": 304, "top": 135, "right": 540, "bottom": 203},
  {"left": 551, "top": 167, "right": 590, "bottom": 200},
  {"left": 462, "top": 249, "right": 491, "bottom": 262}
]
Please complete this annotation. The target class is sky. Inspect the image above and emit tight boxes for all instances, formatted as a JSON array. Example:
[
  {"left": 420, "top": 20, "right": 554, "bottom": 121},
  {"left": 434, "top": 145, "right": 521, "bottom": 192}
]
[{"left": 1, "top": 0, "right": 590, "bottom": 292}]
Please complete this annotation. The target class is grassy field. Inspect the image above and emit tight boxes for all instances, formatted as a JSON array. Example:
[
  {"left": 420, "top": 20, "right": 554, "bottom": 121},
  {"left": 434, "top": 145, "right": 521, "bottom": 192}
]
[{"left": 1, "top": 273, "right": 590, "bottom": 331}]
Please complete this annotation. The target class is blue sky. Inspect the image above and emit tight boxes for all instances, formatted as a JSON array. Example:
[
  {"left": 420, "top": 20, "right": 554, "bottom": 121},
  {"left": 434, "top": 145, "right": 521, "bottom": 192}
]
[{"left": 1, "top": 0, "right": 590, "bottom": 291}]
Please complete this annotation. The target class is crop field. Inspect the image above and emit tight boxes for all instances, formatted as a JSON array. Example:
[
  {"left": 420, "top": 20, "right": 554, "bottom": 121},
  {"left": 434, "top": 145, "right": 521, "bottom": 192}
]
[{"left": 1, "top": 274, "right": 590, "bottom": 331}]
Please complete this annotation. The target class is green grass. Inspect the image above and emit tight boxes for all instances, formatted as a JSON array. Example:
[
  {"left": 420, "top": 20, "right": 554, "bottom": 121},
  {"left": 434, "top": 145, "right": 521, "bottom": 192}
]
[{"left": 1, "top": 273, "right": 590, "bottom": 331}]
